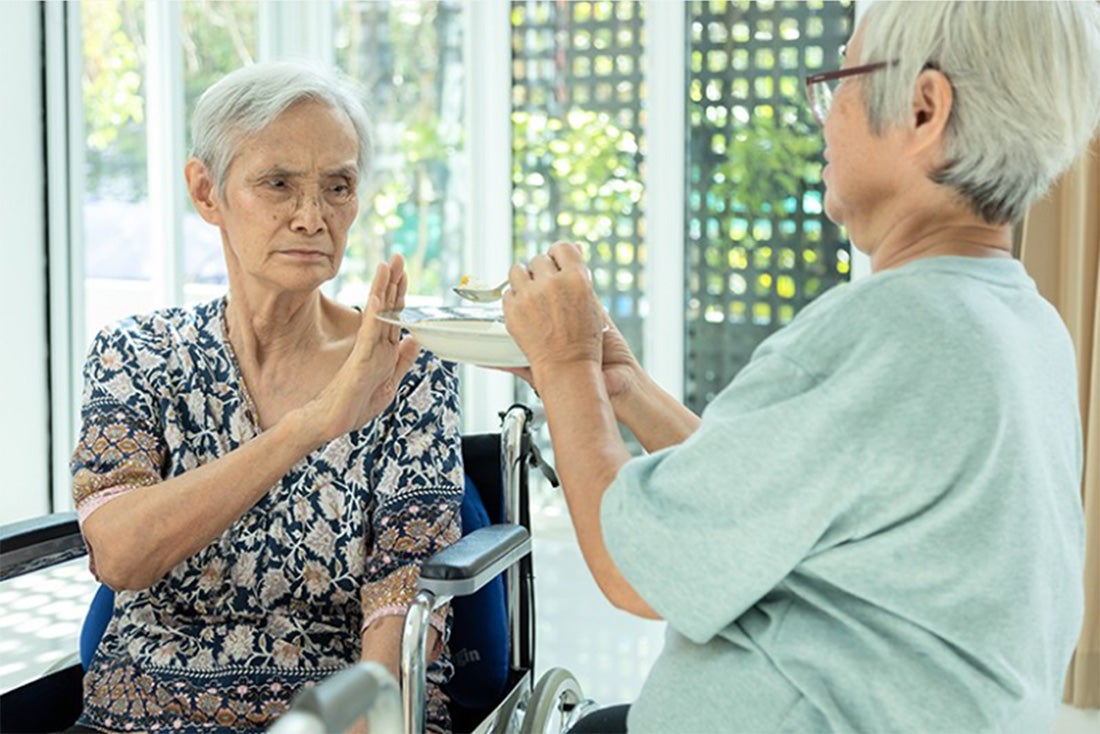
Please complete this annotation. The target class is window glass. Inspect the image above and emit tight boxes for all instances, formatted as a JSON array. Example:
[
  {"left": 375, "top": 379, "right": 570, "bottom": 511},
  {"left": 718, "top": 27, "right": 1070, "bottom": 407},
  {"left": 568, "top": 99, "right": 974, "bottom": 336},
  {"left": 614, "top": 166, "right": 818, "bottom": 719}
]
[
  {"left": 332, "top": 0, "right": 467, "bottom": 307},
  {"left": 181, "top": 1, "right": 258, "bottom": 304},
  {"left": 684, "top": 0, "right": 854, "bottom": 412},
  {"left": 511, "top": 0, "right": 646, "bottom": 360},
  {"left": 81, "top": 0, "right": 151, "bottom": 343}
]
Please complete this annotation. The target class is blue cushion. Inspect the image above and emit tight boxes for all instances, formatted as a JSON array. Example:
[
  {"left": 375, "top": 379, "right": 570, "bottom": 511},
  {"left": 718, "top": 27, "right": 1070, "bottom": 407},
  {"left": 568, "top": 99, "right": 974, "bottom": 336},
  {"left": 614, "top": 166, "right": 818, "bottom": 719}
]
[
  {"left": 80, "top": 584, "right": 115, "bottom": 670},
  {"left": 443, "top": 475, "right": 510, "bottom": 711}
]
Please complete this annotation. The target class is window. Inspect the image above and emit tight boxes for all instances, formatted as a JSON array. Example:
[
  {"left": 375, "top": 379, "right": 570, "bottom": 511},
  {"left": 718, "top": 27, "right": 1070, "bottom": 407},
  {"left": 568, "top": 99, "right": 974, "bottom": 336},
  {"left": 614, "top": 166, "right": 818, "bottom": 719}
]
[
  {"left": 78, "top": 1, "right": 466, "bottom": 335},
  {"left": 41, "top": 0, "right": 855, "bottom": 702},
  {"left": 512, "top": 0, "right": 647, "bottom": 358},
  {"left": 684, "top": 0, "right": 854, "bottom": 412},
  {"left": 68, "top": 0, "right": 854, "bottom": 440}
]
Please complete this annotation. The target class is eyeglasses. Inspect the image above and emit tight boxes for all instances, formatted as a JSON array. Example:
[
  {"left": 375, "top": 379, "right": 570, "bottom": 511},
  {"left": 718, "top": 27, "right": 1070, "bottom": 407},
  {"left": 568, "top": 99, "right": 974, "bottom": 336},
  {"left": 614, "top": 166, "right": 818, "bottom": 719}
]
[{"left": 805, "top": 61, "right": 893, "bottom": 125}]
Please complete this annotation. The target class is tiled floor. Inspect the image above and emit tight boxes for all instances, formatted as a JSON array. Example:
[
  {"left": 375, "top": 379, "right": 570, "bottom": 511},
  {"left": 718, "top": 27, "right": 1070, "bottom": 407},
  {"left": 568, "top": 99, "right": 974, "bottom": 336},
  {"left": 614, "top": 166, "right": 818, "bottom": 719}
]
[
  {"left": 0, "top": 557, "right": 98, "bottom": 694},
  {"left": 532, "top": 533, "right": 664, "bottom": 705}
]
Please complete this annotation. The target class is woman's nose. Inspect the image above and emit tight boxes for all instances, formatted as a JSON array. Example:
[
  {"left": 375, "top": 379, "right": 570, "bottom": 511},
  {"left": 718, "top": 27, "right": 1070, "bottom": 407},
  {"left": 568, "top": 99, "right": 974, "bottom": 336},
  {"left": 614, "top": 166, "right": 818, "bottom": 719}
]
[{"left": 290, "top": 191, "right": 326, "bottom": 235}]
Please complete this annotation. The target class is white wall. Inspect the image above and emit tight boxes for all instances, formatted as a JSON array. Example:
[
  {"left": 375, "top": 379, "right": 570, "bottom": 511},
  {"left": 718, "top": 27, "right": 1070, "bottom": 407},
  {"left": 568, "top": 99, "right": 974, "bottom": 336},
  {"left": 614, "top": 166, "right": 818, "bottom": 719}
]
[{"left": 0, "top": 1, "right": 51, "bottom": 524}]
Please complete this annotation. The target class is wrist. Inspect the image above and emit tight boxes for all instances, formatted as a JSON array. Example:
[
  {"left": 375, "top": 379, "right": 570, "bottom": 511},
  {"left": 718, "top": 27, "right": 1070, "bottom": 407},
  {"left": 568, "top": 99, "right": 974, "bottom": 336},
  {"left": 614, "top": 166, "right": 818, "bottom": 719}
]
[
  {"left": 611, "top": 369, "right": 662, "bottom": 425},
  {"left": 276, "top": 402, "right": 330, "bottom": 453},
  {"left": 532, "top": 359, "right": 605, "bottom": 400},
  {"left": 606, "top": 362, "right": 647, "bottom": 415}
]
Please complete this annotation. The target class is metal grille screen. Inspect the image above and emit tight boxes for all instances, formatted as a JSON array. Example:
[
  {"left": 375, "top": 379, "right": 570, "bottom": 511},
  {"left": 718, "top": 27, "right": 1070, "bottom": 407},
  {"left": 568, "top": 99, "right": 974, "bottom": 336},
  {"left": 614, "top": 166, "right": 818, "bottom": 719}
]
[
  {"left": 685, "top": 0, "right": 854, "bottom": 411},
  {"left": 511, "top": 0, "right": 647, "bottom": 364},
  {"left": 510, "top": 1, "right": 854, "bottom": 413}
]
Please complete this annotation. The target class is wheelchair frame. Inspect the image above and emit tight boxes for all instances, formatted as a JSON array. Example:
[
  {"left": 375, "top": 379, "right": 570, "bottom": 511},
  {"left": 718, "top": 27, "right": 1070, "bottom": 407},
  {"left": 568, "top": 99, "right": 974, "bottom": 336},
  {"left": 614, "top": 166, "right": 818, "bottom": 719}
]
[{"left": 403, "top": 403, "right": 540, "bottom": 734}]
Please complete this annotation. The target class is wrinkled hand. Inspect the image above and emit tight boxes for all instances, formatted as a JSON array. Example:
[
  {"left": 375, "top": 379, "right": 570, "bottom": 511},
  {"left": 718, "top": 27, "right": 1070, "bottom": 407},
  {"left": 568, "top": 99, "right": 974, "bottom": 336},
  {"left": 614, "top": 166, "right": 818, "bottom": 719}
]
[
  {"left": 598, "top": 312, "right": 643, "bottom": 402},
  {"left": 307, "top": 255, "right": 421, "bottom": 442},
  {"left": 499, "top": 309, "right": 642, "bottom": 402},
  {"left": 502, "top": 242, "right": 605, "bottom": 377}
]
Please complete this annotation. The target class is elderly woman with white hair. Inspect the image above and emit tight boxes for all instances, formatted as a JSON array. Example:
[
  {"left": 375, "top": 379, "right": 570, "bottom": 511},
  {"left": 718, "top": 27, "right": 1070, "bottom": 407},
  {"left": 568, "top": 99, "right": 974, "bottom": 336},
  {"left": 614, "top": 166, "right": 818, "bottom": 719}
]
[
  {"left": 503, "top": 2, "right": 1100, "bottom": 732},
  {"left": 69, "top": 63, "right": 461, "bottom": 732}
]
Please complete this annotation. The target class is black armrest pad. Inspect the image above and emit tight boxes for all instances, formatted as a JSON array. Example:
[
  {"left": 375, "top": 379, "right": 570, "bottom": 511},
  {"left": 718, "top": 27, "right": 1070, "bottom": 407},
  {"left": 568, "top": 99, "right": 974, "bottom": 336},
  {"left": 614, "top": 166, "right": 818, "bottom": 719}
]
[
  {"left": 420, "top": 524, "right": 529, "bottom": 581},
  {"left": 0, "top": 512, "right": 80, "bottom": 551},
  {"left": 0, "top": 512, "right": 85, "bottom": 582}
]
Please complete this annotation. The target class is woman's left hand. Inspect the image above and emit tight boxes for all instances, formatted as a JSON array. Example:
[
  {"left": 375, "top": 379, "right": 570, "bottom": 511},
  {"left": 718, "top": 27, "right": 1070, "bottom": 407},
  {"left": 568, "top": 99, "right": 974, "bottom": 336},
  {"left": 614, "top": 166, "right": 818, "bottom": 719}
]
[
  {"left": 503, "top": 241, "right": 605, "bottom": 378},
  {"left": 304, "top": 254, "right": 421, "bottom": 443}
]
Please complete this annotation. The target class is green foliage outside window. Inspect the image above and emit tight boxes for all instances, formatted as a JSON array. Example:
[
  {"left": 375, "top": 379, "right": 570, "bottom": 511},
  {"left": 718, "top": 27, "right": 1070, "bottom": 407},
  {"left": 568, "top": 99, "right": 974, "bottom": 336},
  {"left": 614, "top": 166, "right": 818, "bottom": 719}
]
[
  {"left": 83, "top": 1, "right": 257, "bottom": 202},
  {"left": 512, "top": 108, "right": 643, "bottom": 249},
  {"left": 82, "top": 0, "right": 146, "bottom": 201}
]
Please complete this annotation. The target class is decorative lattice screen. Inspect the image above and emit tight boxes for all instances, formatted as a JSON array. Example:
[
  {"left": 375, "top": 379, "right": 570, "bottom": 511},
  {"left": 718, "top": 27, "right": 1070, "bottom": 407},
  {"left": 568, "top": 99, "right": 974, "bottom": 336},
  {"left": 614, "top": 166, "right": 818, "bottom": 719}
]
[
  {"left": 511, "top": 0, "right": 647, "bottom": 362},
  {"left": 510, "top": 1, "right": 853, "bottom": 414},
  {"left": 684, "top": 0, "right": 854, "bottom": 411}
]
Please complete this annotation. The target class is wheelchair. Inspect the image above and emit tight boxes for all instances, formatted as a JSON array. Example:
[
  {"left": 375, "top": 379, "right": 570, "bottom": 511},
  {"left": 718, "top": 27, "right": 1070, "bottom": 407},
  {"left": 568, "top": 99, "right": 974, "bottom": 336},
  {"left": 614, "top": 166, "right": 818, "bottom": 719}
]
[{"left": 0, "top": 404, "right": 595, "bottom": 734}]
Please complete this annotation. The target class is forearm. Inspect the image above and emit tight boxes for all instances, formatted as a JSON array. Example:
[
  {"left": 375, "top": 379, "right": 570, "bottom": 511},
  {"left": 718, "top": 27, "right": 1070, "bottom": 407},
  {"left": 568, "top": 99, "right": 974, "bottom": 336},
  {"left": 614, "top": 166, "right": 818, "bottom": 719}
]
[
  {"left": 81, "top": 407, "right": 326, "bottom": 590},
  {"left": 535, "top": 362, "right": 659, "bottom": 619},
  {"left": 612, "top": 371, "right": 700, "bottom": 452}
]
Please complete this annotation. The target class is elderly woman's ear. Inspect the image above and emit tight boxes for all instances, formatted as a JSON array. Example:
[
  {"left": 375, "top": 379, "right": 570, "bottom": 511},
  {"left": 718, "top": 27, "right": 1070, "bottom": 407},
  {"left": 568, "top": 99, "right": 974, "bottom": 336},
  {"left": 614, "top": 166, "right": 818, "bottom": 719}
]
[
  {"left": 185, "top": 158, "right": 223, "bottom": 226},
  {"left": 908, "top": 68, "right": 954, "bottom": 167}
]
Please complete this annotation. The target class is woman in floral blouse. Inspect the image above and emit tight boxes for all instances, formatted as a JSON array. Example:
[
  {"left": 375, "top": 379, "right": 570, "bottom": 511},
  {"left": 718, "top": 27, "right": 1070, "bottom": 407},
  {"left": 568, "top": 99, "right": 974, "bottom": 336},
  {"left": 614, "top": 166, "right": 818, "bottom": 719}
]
[{"left": 69, "top": 62, "right": 463, "bottom": 732}]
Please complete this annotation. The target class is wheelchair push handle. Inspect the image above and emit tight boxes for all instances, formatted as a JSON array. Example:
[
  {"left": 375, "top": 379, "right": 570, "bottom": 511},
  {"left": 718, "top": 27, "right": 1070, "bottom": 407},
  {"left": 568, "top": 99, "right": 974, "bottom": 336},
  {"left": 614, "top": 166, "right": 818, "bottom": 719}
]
[{"left": 268, "top": 662, "right": 401, "bottom": 734}]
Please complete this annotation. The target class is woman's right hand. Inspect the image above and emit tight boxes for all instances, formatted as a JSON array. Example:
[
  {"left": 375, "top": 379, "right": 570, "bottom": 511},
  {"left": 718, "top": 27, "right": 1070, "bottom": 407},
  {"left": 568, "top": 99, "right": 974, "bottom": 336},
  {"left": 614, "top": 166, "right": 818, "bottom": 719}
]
[{"left": 305, "top": 255, "right": 422, "bottom": 443}]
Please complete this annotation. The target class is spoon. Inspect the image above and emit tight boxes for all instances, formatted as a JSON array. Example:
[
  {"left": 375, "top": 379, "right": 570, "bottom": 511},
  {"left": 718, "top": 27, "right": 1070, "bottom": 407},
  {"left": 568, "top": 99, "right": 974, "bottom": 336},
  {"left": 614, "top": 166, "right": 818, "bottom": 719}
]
[{"left": 453, "top": 278, "right": 509, "bottom": 303}]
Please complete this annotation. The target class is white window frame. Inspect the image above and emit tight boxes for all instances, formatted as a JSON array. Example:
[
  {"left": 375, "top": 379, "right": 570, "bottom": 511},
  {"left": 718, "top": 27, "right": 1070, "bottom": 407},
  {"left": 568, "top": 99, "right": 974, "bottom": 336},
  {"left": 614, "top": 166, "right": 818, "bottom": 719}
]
[
  {"left": 643, "top": 0, "right": 687, "bottom": 397},
  {"left": 45, "top": 1, "right": 85, "bottom": 513}
]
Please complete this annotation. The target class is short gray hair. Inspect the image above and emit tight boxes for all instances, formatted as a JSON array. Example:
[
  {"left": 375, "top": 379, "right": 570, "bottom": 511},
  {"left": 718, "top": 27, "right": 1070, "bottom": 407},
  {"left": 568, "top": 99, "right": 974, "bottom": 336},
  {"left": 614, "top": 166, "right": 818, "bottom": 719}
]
[
  {"left": 190, "top": 61, "right": 373, "bottom": 199},
  {"left": 858, "top": 1, "right": 1100, "bottom": 224}
]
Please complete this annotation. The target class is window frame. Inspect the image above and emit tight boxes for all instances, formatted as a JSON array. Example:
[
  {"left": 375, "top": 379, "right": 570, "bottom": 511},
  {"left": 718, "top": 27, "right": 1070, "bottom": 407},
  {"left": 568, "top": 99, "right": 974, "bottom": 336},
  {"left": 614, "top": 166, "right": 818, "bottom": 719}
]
[{"left": 45, "top": 1, "right": 85, "bottom": 513}]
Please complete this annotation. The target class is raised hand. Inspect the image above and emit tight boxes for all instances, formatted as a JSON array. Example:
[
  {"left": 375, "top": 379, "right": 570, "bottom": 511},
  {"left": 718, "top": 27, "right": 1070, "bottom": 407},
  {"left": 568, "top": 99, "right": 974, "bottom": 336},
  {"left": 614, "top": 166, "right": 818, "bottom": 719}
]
[{"left": 306, "top": 254, "right": 421, "bottom": 443}]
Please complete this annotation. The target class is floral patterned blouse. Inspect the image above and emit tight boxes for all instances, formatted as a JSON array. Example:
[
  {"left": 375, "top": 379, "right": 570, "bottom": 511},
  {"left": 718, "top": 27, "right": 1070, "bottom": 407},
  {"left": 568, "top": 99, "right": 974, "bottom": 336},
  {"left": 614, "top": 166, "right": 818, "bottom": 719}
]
[{"left": 70, "top": 297, "right": 463, "bottom": 732}]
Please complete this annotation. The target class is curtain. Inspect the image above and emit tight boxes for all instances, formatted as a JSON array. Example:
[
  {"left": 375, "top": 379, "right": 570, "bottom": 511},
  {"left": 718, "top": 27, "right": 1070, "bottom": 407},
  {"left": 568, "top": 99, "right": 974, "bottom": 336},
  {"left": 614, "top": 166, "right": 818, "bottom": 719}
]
[{"left": 1019, "top": 135, "right": 1100, "bottom": 708}]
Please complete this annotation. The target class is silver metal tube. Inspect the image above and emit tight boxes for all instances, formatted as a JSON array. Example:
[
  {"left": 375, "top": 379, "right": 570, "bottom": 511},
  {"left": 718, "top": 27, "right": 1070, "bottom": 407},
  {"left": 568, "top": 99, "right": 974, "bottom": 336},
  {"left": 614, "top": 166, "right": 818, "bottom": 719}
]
[
  {"left": 361, "top": 662, "right": 403, "bottom": 734},
  {"left": 400, "top": 589, "right": 435, "bottom": 734},
  {"left": 500, "top": 405, "right": 528, "bottom": 670},
  {"left": 266, "top": 662, "right": 402, "bottom": 734},
  {"left": 267, "top": 710, "right": 323, "bottom": 734},
  {"left": 501, "top": 404, "right": 527, "bottom": 525}
]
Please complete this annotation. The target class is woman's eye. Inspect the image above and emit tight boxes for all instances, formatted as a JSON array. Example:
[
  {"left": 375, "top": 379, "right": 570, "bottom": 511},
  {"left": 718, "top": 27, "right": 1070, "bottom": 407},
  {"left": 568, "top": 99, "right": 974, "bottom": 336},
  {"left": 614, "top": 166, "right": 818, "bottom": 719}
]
[{"left": 328, "top": 183, "right": 353, "bottom": 200}]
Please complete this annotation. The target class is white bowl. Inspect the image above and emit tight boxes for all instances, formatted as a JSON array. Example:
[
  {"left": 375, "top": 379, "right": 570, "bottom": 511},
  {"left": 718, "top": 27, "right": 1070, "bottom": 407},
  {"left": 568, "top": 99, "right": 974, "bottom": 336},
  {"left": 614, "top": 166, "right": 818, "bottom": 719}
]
[{"left": 377, "top": 307, "right": 527, "bottom": 368}]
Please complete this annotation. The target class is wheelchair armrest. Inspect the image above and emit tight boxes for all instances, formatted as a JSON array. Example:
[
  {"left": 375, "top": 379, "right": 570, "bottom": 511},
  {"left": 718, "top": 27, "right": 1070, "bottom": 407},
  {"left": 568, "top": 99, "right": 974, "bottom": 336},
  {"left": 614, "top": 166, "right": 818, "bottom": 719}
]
[
  {"left": 0, "top": 512, "right": 84, "bottom": 582},
  {"left": 418, "top": 524, "right": 531, "bottom": 598}
]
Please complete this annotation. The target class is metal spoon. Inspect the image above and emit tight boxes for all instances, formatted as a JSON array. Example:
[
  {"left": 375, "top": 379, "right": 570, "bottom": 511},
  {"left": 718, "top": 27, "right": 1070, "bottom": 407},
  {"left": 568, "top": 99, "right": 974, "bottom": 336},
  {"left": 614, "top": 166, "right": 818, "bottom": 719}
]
[{"left": 452, "top": 279, "right": 509, "bottom": 303}]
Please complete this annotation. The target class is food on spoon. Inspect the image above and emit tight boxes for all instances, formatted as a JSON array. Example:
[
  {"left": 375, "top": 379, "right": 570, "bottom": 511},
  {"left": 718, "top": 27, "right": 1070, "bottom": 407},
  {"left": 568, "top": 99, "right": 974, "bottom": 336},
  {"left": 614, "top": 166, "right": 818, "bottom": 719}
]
[{"left": 458, "top": 274, "right": 488, "bottom": 289}]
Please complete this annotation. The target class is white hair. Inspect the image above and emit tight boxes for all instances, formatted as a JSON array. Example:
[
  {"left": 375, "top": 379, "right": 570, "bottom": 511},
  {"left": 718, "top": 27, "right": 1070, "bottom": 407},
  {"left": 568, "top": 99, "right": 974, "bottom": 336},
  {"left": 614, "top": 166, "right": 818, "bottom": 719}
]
[
  {"left": 190, "top": 61, "right": 373, "bottom": 198},
  {"left": 858, "top": 1, "right": 1100, "bottom": 224}
]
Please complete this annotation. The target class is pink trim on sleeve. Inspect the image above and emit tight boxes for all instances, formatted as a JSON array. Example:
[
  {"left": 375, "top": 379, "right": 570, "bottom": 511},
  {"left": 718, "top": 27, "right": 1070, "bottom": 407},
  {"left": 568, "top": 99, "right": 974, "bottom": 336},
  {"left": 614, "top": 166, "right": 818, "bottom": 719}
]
[{"left": 76, "top": 485, "right": 136, "bottom": 525}]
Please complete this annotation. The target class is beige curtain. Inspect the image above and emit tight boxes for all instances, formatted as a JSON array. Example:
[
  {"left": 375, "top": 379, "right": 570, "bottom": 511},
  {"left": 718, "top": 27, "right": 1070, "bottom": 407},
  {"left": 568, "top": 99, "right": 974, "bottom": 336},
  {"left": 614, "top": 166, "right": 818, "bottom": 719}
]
[{"left": 1019, "top": 135, "right": 1100, "bottom": 708}]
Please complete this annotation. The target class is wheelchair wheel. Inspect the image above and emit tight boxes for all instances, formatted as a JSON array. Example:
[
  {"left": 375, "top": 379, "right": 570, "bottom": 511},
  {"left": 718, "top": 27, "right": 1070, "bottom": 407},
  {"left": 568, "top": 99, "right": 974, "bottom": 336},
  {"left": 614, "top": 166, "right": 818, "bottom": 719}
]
[{"left": 520, "top": 667, "right": 584, "bottom": 734}]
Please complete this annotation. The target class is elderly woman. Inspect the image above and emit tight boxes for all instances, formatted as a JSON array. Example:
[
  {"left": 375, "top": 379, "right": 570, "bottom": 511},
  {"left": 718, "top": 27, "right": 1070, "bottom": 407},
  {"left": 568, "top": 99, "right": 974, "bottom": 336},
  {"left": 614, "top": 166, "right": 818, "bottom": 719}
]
[
  {"left": 504, "top": 2, "right": 1100, "bottom": 732},
  {"left": 70, "top": 63, "right": 462, "bottom": 732}
]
